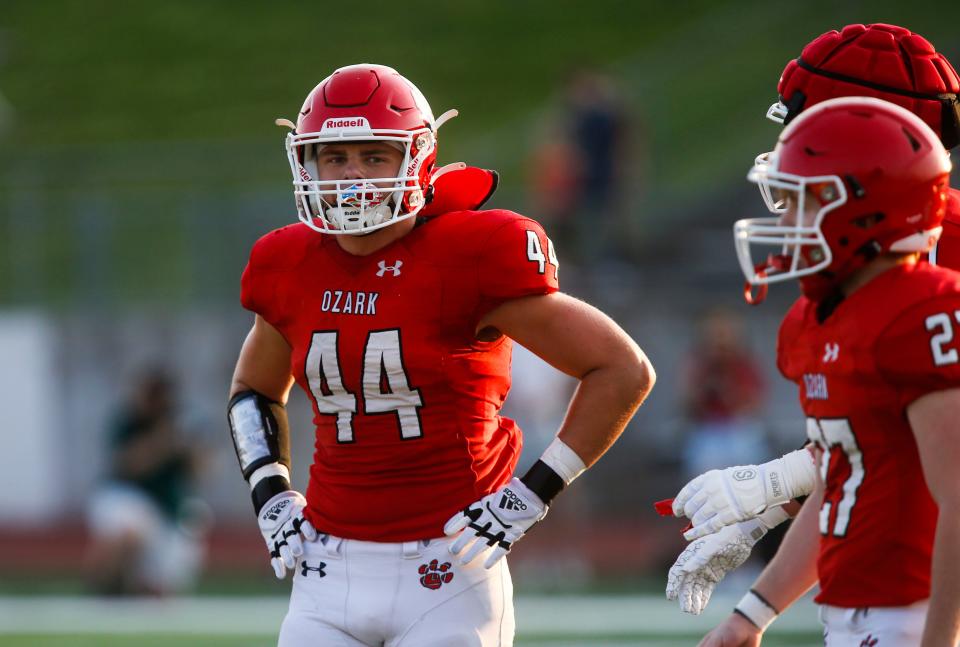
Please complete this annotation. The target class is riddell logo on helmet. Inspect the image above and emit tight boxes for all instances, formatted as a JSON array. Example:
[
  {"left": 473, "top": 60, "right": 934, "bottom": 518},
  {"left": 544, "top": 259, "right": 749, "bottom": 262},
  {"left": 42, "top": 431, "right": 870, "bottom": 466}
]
[{"left": 321, "top": 117, "right": 371, "bottom": 131}]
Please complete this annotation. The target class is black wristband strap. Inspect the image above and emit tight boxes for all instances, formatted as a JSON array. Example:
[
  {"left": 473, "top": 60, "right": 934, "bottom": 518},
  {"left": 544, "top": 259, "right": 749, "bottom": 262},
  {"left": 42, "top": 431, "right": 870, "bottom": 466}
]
[
  {"left": 520, "top": 459, "right": 565, "bottom": 505},
  {"left": 748, "top": 588, "right": 779, "bottom": 614},
  {"left": 734, "top": 588, "right": 779, "bottom": 632},
  {"left": 251, "top": 474, "right": 292, "bottom": 513}
]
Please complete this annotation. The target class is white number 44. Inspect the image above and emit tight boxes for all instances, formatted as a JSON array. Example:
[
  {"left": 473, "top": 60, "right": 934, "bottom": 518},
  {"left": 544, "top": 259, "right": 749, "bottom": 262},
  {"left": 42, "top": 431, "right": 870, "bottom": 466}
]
[
  {"left": 305, "top": 329, "right": 423, "bottom": 443},
  {"left": 526, "top": 230, "right": 558, "bottom": 277}
]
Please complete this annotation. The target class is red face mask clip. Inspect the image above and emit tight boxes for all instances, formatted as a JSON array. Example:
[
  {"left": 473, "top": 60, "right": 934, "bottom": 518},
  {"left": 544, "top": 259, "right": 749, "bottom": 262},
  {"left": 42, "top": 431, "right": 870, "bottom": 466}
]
[
  {"left": 744, "top": 275, "right": 768, "bottom": 305},
  {"left": 743, "top": 255, "right": 789, "bottom": 305}
]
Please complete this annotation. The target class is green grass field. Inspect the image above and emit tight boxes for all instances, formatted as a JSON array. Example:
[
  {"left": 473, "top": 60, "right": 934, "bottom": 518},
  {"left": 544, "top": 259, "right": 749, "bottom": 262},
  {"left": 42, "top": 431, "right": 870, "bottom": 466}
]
[
  {"left": 0, "top": 634, "right": 822, "bottom": 646},
  {"left": 0, "top": 594, "right": 823, "bottom": 646}
]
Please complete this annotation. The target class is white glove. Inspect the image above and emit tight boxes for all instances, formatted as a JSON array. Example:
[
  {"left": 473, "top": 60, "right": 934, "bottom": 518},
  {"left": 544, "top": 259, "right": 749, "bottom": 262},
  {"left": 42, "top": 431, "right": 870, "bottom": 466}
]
[
  {"left": 443, "top": 478, "right": 547, "bottom": 569},
  {"left": 666, "top": 507, "right": 789, "bottom": 615},
  {"left": 673, "top": 448, "right": 816, "bottom": 541},
  {"left": 258, "top": 490, "right": 318, "bottom": 579}
]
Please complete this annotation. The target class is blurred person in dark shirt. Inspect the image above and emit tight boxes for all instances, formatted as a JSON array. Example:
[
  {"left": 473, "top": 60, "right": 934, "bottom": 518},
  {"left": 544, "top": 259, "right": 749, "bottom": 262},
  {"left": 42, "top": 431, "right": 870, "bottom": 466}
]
[
  {"left": 84, "top": 367, "right": 209, "bottom": 596},
  {"left": 528, "top": 67, "right": 634, "bottom": 266}
]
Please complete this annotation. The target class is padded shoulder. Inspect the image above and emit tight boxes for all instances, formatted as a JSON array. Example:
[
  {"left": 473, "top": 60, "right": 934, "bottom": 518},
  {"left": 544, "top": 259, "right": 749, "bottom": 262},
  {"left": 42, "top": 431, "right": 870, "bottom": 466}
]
[
  {"left": 240, "top": 223, "right": 318, "bottom": 319},
  {"left": 246, "top": 223, "right": 317, "bottom": 273},
  {"left": 475, "top": 210, "right": 559, "bottom": 300},
  {"left": 422, "top": 208, "right": 559, "bottom": 301},
  {"left": 875, "top": 264, "right": 960, "bottom": 405}
]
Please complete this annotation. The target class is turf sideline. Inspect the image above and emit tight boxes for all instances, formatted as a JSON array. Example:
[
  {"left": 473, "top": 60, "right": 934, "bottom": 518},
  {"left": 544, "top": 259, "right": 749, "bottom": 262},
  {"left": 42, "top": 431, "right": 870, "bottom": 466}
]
[{"left": 0, "top": 593, "right": 818, "bottom": 635}]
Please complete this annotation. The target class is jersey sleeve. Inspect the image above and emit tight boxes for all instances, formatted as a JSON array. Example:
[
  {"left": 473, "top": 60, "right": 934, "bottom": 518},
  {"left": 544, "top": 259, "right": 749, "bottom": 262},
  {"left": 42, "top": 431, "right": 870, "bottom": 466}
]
[
  {"left": 476, "top": 216, "right": 559, "bottom": 301},
  {"left": 240, "top": 228, "right": 297, "bottom": 327},
  {"left": 876, "top": 293, "right": 960, "bottom": 407}
]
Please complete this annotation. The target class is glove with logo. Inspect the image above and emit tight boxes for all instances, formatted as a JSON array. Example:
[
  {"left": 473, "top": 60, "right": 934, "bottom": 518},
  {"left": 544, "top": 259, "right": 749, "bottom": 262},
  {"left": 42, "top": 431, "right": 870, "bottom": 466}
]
[
  {"left": 258, "top": 490, "right": 318, "bottom": 579},
  {"left": 672, "top": 448, "right": 816, "bottom": 541},
  {"left": 666, "top": 506, "right": 790, "bottom": 615},
  {"left": 443, "top": 478, "right": 547, "bottom": 569}
]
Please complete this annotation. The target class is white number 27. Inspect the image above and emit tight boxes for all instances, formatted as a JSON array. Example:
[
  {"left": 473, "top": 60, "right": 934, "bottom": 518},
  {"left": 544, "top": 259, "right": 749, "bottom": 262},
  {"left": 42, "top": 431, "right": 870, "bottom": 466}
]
[
  {"left": 925, "top": 311, "right": 960, "bottom": 366},
  {"left": 807, "top": 418, "right": 863, "bottom": 538}
]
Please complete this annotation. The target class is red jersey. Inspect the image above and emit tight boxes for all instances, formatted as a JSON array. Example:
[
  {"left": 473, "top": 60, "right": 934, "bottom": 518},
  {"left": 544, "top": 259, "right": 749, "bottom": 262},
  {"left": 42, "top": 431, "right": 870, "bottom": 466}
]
[
  {"left": 241, "top": 209, "right": 559, "bottom": 541},
  {"left": 778, "top": 262, "right": 960, "bottom": 607},
  {"left": 928, "top": 187, "right": 960, "bottom": 268}
]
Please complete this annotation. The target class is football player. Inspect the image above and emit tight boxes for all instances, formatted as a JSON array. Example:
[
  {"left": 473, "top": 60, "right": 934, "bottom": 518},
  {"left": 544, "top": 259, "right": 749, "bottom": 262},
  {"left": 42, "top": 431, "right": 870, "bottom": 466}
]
[
  {"left": 227, "top": 64, "right": 655, "bottom": 646},
  {"left": 698, "top": 97, "right": 960, "bottom": 646},
  {"left": 666, "top": 22, "right": 960, "bottom": 617}
]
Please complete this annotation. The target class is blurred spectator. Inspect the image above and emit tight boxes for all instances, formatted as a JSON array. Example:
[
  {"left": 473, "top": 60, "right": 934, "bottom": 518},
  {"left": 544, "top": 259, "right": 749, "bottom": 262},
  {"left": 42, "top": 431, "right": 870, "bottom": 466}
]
[
  {"left": 528, "top": 67, "right": 634, "bottom": 265},
  {"left": 83, "top": 367, "right": 210, "bottom": 596},
  {"left": 679, "top": 307, "right": 769, "bottom": 479}
]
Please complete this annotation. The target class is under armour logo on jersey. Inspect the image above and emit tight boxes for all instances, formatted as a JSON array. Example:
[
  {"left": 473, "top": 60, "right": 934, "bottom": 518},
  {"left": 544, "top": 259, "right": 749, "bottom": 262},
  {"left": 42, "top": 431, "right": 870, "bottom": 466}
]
[
  {"left": 300, "top": 561, "right": 326, "bottom": 578},
  {"left": 822, "top": 342, "right": 840, "bottom": 363},
  {"left": 376, "top": 260, "right": 403, "bottom": 277},
  {"left": 498, "top": 488, "right": 528, "bottom": 512}
]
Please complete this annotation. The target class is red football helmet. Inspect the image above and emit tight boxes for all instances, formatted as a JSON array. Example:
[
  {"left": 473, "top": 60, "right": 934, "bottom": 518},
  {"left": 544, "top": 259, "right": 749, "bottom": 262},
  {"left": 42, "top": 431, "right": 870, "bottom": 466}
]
[
  {"left": 767, "top": 24, "right": 960, "bottom": 149},
  {"left": 736, "top": 97, "right": 951, "bottom": 302},
  {"left": 280, "top": 64, "right": 457, "bottom": 234}
]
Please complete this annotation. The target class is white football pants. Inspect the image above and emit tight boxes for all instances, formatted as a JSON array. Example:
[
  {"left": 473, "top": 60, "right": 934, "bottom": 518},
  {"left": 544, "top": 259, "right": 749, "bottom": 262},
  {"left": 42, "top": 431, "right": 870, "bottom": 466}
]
[
  {"left": 819, "top": 600, "right": 929, "bottom": 646},
  {"left": 278, "top": 533, "right": 515, "bottom": 647}
]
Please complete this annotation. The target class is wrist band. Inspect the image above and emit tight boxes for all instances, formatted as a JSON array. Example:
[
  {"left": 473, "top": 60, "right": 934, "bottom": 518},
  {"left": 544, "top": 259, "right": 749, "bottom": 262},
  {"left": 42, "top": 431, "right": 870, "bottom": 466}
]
[
  {"left": 540, "top": 437, "right": 587, "bottom": 484},
  {"left": 249, "top": 463, "right": 291, "bottom": 490},
  {"left": 757, "top": 505, "right": 791, "bottom": 531},
  {"left": 520, "top": 438, "right": 588, "bottom": 505},
  {"left": 520, "top": 460, "right": 564, "bottom": 505},
  {"left": 249, "top": 463, "right": 291, "bottom": 510},
  {"left": 734, "top": 589, "right": 779, "bottom": 632}
]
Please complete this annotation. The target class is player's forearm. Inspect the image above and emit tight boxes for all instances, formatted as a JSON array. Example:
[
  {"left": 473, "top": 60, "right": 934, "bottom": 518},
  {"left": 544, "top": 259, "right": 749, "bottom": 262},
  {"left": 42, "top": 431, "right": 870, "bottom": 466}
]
[
  {"left": 922, "top": 501, "right": 960, "bottom": 646},
  {"left": 556, "top": 353, "right": 655, "bottom": 467},
  {"left": 749, "top": 483, "right": 821, "bottom": 613},
  {"left": 230, "top": 316, "right": 295, "bottom": 402}
]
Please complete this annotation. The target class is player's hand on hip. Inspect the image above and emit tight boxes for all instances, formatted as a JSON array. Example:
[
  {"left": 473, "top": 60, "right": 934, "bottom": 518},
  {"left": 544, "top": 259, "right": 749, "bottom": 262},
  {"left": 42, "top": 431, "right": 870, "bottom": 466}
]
[
  {"left": 673, "top": 449, "right": 815, "bottom": 541},
  {"left": 257, "top": 490, "right": 318, "bottom": 579},
  {"left": 443, "top": 478, "right": 547, "bottom": 569},
  {"left": 697, "top": 613, "right": 763, "bottom": 647}
]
